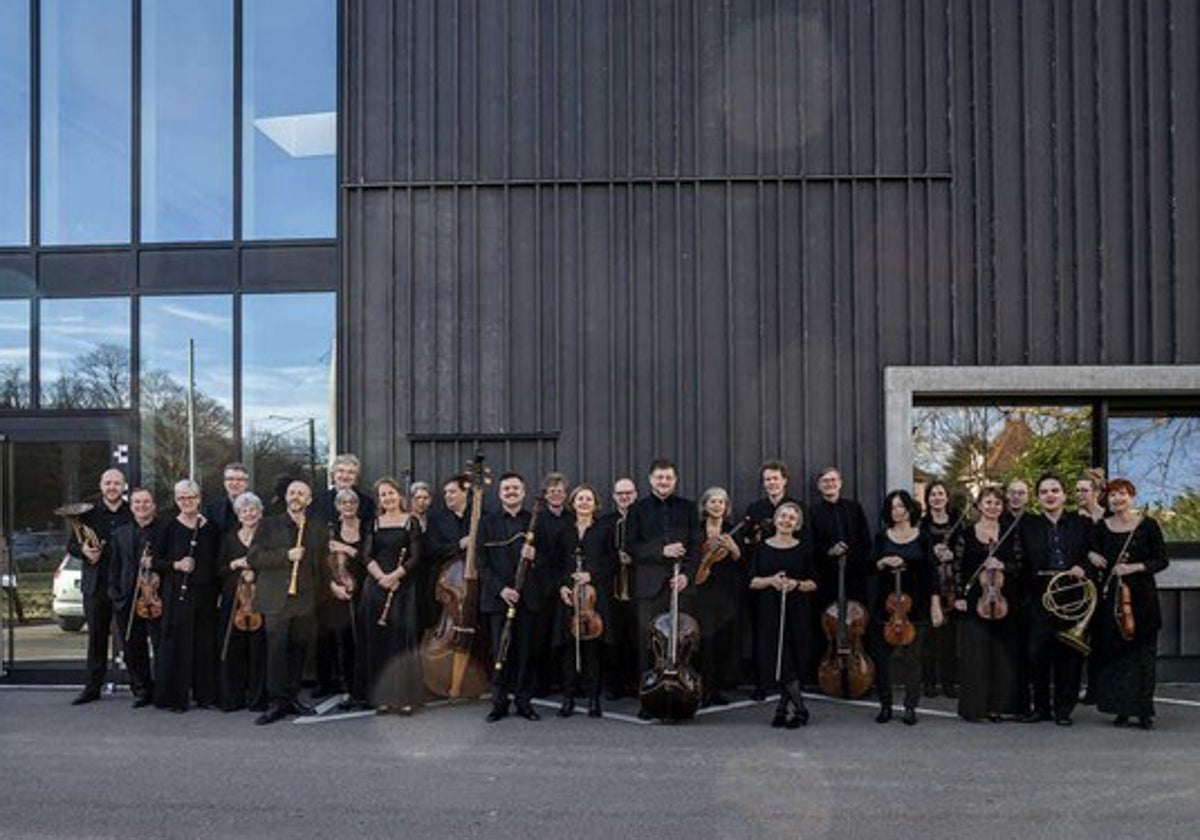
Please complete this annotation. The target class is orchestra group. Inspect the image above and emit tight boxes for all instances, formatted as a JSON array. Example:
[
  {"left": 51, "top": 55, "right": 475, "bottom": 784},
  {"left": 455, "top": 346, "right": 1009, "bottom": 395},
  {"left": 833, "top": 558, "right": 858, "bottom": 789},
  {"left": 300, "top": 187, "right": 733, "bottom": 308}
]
[{"left": 64, "top": 455, "right": 1169, "bottom": 731}]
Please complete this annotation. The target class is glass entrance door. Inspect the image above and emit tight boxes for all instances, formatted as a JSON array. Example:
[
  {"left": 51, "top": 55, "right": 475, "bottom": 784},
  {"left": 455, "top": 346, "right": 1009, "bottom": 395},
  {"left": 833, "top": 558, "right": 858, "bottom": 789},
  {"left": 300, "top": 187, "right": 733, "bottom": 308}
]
[{"left": 0, "top": 422, "right": 131, "bottom": 679}]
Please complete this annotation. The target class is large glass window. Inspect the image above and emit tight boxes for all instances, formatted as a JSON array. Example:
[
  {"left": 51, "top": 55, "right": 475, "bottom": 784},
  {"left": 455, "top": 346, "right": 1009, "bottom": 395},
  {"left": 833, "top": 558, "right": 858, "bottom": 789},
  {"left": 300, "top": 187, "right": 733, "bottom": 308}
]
[
  {"left": 139, "top": 296, "right": 234, "bottom": 503},
  {"left": 141, "top": 0, "right": 234, "bottom": 243},
  {"left": 0, "top": 299, "right": 32, "bottom": 408},
  {"left": 242, "top": 292, "right": 334, "bottom": 499},
  {"left": 39, "top": 0, "right": 132, "bottom": 245},
  {"left": 0, "top": 0, "right": 30, "bottom": 246},
  {"left": 242, "top": 0, "right": 336, "bottom": 240},
  {"left": 912, "top": 404, "right": 1093, "bottom": 507},
  {"left": 1109, "top": 414, "right": 1200, "bottom": 543},
  {"left": 39, "top": 297, "right": 131, "bottom": 409}
]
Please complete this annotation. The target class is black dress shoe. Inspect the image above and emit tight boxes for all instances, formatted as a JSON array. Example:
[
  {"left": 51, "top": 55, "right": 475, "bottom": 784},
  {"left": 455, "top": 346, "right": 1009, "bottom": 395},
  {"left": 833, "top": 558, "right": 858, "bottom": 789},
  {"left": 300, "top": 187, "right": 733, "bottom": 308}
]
[
  {"left": 587, "top": 698, "right": 603, "bottom": 718},
  {"left": 515, "top": 703, "right": 541, "bottom": 721},
  {"left": 786, "top": 707, "right": 809, "bottom": 729},
  {"left": 1021, "top": 710, "right": 1052, "bottom": 724},
  {"left": 248, "top": 701, "right": 268, "bottom": 713},
  {"left": 485, "top": 704, "right": 509, "bottom": 723},
  {"left": 1113, "top": 714, "right": 1129, "bottom": 727},
  {"left": 132, "top": 695, "right": 152, "bottom": 709},
  {"left": 1137, "top": 716, "right": 1154, "bottom": 730},
  {"left": 255, "top": 705, "right": 288, "bottom": 726},
  {"left": 1055, "top": 716, "right": 1073, "bottom": 727},
  {"left": 71, "top": 690, "right": 101, "bottom": 706},
  {"left": 770, "top": 710, "right": 787, "bottom": 728},
  {"left": 311, "top": 685, "right": 338, "bottom": 701},
  {"left": 290, "top": 700, "right": 316, "bottom": 717},
  {"left": 749, "top": 688, "right": 767, "bottom": 702},
  {"left": 902, "top": 708, "right": 918, "bottom": 726},
  {"left": 707, "top": 692, "right": 730, "bottom": 707},
  {"left": 637, "top": 708, "right": 654, "bottom": 721},
  {"left": 557, "top": 698, "right": 576, "bottom": 718},
  {"left": 875, "top": 707, "right": 893, "bottom": 724}
]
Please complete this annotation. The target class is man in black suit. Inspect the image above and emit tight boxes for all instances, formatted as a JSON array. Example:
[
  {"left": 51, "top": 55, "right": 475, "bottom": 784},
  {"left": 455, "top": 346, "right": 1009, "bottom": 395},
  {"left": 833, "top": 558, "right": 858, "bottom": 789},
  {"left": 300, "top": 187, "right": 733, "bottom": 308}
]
[
  {"left": 108, "top": 488, "right": 162, "bottom": 707},
  {"left": 203, "top": 462, "right": 249, "bottom": 535},
  {"left": 69, "top": 468, "right": 134, "bottom": 705},
  {"left": 248, "top": 479, "right": 322, "bottom": 725},
  {"left": 309, "top": 453, "right": 377, "bottom": 525}
]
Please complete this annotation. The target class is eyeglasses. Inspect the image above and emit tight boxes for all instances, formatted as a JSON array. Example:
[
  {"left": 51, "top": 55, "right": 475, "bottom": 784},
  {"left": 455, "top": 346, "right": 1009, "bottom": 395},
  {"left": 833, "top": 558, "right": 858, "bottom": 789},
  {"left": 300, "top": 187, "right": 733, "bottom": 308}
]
[{"left": 176, "top": 495, "right": 199, "bottom": 502}]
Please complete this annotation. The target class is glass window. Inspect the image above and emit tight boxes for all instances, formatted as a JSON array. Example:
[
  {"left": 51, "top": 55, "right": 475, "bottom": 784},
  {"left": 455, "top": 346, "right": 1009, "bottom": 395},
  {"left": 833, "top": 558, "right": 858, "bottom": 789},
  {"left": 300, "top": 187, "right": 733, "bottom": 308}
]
[
  {"left": 39, "top": 297, "right": 131, "bottom": 408},
  {"left": 912, "top": 404, "right": 1092, "bottom": 508},
  {"left": 39, "top": 0, "right": 132, "bottom": 245},
  {"left": 241, "top": 292, "right": 334, "bottom": 499},
  {"left": 1109, "top": 414, "right": 1200, "bottom": 543},
  {"left": 139, "top": 296, "right": 234, "bottom": 503},
  {"left": 242, "top": 0, "right": 336, "bottom": 240},
  {"left": 0, "top": 299, "right": 32, "bottom": 408},
  {"left": 140, "top": 0, "right": 233, "bottom": 243},
  {"left": 0, "top": 0, "right": 30, "bottom": 246}
]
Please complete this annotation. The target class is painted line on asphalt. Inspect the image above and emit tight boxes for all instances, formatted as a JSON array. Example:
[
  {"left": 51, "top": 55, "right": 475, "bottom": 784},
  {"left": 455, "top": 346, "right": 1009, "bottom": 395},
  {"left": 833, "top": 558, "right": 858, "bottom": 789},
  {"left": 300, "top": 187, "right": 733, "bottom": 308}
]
[
  {"left": 1151, "top": 696, "right": 1200, "bottom": 708},
  {"left": 527, "top": 696, "right": 652, "bottom": 725},
  {"left": 294, "top": 710, "right": 377, "bottom": 725}
]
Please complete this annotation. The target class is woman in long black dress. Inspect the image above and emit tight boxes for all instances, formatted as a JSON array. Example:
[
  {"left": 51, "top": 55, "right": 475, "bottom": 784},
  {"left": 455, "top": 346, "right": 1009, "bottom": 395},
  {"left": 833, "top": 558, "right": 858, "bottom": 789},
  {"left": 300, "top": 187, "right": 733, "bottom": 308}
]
[
  {"left": 217, "top": 491, "right": 268, "bottom": 712},
  {"left": 749, "top": 502, "right": 817, "bottom": 728},
  {"left": 152, "top": 479, "right": 220, "bottom": 712},
  {"left": 920, "top": 481, "right": 960, "bottom": 697},
  {"left": 1086, "top": 478, "right": 1169, "bottom": 729},
  {"left": 554, "top": 484, "right": 615, "bottom": 718},
  {"left": 872, "top": 490, "right": 942, "bottom": 725},
  {"left": 359, "top": 477, "right": 423, "bottom": 713},
  {"left": 318, "top": 488, "right": 366, "bottom": 703},
  {"left": 695, "top": 487, "right": 743, "bottom": 706},
  {"left": 953, "top": 486, "right": 1024, "bottom": 722}
]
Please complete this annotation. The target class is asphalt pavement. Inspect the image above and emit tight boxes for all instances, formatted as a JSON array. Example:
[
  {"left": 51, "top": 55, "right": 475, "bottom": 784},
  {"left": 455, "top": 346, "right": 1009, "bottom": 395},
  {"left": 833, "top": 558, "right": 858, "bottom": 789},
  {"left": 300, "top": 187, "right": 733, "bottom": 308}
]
[{"left": 0, "top": 685, "right": 1197, "bottom": 840}]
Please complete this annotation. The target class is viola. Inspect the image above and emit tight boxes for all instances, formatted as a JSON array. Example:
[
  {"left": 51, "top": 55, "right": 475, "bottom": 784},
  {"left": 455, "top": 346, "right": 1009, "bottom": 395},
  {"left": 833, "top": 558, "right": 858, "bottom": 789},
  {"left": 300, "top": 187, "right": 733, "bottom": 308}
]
[
  {"left": 134, "top": 567, "right": 163, "bottom": 621},
  {"left": 883, "top": 567, "right": 916, "bottom": 646},
  {"left": 976, "top": 566, "right": 1008, "bottom": 621},
  {"left": 817, "top": 554, "right": 875, "bottom": 699}
]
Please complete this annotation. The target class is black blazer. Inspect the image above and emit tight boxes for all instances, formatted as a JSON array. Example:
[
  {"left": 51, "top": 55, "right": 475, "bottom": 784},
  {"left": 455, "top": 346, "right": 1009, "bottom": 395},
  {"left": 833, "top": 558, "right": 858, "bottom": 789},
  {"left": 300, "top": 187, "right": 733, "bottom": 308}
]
[{"left": 248, "top": 514, "right": 323, "bottom": 617}]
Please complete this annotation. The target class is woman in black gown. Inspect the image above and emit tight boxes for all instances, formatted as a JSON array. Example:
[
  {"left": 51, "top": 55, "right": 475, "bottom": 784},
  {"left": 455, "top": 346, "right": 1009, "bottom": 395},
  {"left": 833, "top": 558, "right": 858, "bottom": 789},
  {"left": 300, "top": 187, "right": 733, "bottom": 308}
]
[
  {"left": 695, "top": 487, "right": 743, "bottom": 706},
  {"left": 1086, "top": 478, "right": 1169, "bottom": 729},
  {"left": 318, "top": 488, "right": 366, "bottom": 703},
  {"left": 217, "top": 491, "right": 268, "bottom": 712},
  {"left": 554, "top": 484, "right": 615, "bottom": 718},
  {"left": 749, "top": 502, "right": 817, "bottom": 728},
  {"left": 152, "top": 479, "right": 220, "bottom": 712},
  {"left": 872, "top": 490, "right": 942, "bottom": 725},
  {"left": 359, "top": 477, "right": 423, "bottom": 713},
  {"left": 920, "top": 481, "right": 960, "bottom": 697},
  {"left": 952, "top": 486, "right": 1024, "bottom": 722}
]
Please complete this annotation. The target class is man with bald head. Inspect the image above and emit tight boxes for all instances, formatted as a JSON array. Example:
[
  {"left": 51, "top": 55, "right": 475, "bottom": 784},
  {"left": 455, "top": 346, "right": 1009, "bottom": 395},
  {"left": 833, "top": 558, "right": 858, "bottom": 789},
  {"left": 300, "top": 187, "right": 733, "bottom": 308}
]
[
  {"left": 70, "top": 468, "right": 134, "bottom": 705},
  {"left": 248, "top": 480, "right": 322, "bottom": 724}
]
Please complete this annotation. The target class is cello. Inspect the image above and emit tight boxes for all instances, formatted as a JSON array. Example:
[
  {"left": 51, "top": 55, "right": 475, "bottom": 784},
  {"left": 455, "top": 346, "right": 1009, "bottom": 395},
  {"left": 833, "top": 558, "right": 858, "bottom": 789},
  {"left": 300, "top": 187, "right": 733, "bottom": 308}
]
[
  {"left": 639, "top": 560, "right": 702, "bottom": 722},
  {"left": 817, "top": 553, "right": 875, "bottom": 698},
  {"left": 419, "top": 452, "right": 492, "bottom": 700}
]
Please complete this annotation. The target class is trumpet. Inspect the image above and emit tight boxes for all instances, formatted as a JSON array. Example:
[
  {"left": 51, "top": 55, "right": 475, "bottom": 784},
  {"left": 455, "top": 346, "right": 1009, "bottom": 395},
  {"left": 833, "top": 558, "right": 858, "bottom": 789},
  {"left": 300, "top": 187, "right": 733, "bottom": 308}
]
[
  {"left": 286, "top": 515, "right": 306, "bottom": 598},
  {"left": 613, "top": 514, "right": 631, "bottom": 602},
  {"left": 1041, "top": 571, "right": 1097, "bottom": 656}
]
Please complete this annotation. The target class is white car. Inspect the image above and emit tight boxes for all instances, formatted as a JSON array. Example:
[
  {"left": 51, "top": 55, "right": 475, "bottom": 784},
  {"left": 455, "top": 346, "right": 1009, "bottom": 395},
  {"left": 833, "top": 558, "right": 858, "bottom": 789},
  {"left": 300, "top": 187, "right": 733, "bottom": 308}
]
[{"left": 52, "top": 555, "right": 85, "bottom": 632}]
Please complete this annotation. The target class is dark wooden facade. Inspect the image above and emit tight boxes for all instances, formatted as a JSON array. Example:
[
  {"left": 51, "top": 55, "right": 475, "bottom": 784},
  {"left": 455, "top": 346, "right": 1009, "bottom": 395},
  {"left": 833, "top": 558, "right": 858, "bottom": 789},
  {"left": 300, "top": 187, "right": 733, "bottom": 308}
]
[{"left": 341, "top": 0, "right": 1199, "bottom": 507}]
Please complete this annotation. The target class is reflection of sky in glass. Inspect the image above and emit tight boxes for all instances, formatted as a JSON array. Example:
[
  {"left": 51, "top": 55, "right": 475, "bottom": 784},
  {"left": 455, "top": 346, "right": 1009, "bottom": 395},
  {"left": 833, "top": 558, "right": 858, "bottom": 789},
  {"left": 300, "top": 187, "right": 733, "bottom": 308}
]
[
  {"left": 141, "top": 0, "right": 233, "bottom": 242},
  {"left": 39, "top": 297, "right": 131, "bottom": 406},
  {"left": 0, "top": 0, "right": 30, "bottom": 246},
  {"left": 140, "top": 296, "right": 233, "bottom": 409},
  {"left": 242, "top": 0, "right": 336, "bottom": 239},
  {"left": 40, "top": 0, "right": 131, "bottom": 245},
  {"left": 0, "top": 299, "right": 31, "bottom": 408},
  {"left": 242, "top": 292, "right": 334, "bottom": 445},
  {"left": 1109, "top": 416, "right": 1200, "bottom": 507}
]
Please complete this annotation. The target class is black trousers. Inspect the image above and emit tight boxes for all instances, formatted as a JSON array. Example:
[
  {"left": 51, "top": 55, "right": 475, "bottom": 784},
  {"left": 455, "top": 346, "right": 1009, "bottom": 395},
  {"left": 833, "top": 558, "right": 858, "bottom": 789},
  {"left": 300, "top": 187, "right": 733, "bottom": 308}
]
[
  {"left": 113, "top": 602, "right": 157, "bottom": 699},
  {"left": 82, "top": 590, "right": 114, "bottom": 692},
  {"left": 603, "top": 598, "right": 639, "bottom": 694},
  {"left": 265, "top": 612, "right": 313, "bottom": 707},
  {"left": 315, "top": 599, "right": 357, "bottom": 693},
  {"left": 562, "top": 636, "right": 602, "bottom": 701},
  {"left": 1027, "top": 607, "right": 1084, "bottom": 717},
  {"left": 219, "top": 623, "right": 268, "bottom": 711},
  {"left": 487, "top": 608, "right": 536, "bottom": 707},
  {"left": 873, "top": 623, "right": 926, "bottom": 710}
]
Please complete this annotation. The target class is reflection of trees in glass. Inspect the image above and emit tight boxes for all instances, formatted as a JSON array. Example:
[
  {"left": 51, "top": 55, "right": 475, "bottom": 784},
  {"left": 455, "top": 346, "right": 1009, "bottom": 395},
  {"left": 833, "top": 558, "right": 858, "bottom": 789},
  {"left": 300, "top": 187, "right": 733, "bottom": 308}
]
[
  {"left": 913, "top": 405, "right": 1092, "bottom": 508},
  {"left": 1110, "top": 416, "right": 1200, "bottom": 542},
  {"left": 139, "top": 369, "right": 233, "bottom": 504},
  {"left": 43, "top": 343, "right": 130, "bottom": 408},
  {"left": 0, "top": 362, "right": 30, "bottom": 408},
  {"left": 244, "top": 418, "right": 327, "bottom": 509}
]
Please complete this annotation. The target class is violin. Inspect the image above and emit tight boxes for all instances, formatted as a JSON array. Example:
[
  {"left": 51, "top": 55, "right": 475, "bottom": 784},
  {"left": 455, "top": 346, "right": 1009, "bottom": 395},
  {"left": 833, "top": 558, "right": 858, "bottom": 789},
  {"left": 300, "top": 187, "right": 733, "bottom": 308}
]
[
  {"left": 1116, "top": 578, "right": 1136, "bottom": 641},
  {"left": 883, "top": 567, "right": 916, "bottom": 646},
  {"left": 694, "top": 518, "right": 750, "bottom": 585},
  {"left": 976, "top": 566, "right": 1008, "bottom": 621},
  {"left": 817, "top": 554, "right": 875, "bottom": 699},
  {"left": 134, "top": 546, "right": 163, "bottom": 621},
  {"left": 232, "top": 574, "right": 263, "bottom": 632},
  {"left": 569, "top": 549, "right": 604, "bottom": 641}
]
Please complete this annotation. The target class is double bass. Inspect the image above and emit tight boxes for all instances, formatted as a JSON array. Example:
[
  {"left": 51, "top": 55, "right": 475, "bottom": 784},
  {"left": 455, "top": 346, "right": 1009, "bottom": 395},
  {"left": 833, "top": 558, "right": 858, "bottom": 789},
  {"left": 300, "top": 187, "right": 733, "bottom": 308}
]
[
  {"left": 639, "top": 560, "right": 702, "bottom": 722},
  {"left": 419, "top": 453, "right": 492, "bottom": 700},
  {"left": 818, "top": 553, "right": 875, "bottom": 698}
]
